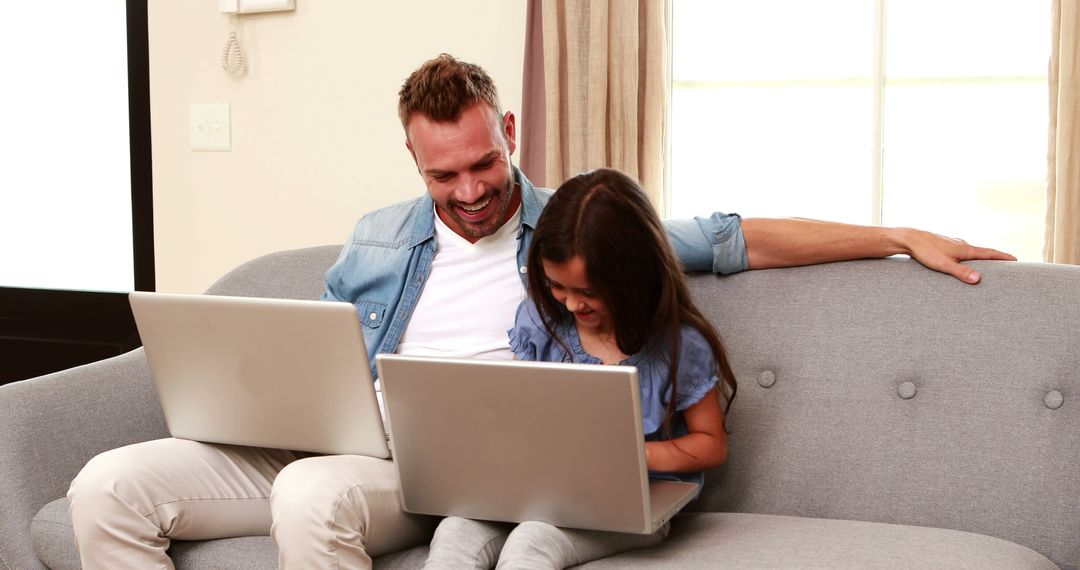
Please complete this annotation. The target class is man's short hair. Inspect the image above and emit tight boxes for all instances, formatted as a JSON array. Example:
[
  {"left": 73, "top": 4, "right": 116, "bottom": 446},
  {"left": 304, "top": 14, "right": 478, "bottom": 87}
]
[{"left": 398, "top": 54, "right": 502, "bottom": 130}]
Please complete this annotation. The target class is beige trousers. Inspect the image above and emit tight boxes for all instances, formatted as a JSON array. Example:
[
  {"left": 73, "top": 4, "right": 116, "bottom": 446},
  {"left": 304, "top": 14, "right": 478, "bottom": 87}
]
[{"left": 67, "top": 438, "right": 435, "bottom": 570}]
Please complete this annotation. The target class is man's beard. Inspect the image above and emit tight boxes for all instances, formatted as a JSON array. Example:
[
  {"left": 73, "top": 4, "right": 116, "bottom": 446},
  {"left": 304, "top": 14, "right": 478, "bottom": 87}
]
[{"left": 445, "top": 176, "right": 517, "bottom": 239}]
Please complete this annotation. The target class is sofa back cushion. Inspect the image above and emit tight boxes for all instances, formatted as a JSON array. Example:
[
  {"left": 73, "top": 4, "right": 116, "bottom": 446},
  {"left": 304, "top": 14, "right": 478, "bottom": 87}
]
[
  {"left": 204, "top": 245, "right": 341, "bottom": 300},
  {"left": 687, "top": 258, "right": 1080, "bottom": 570}
]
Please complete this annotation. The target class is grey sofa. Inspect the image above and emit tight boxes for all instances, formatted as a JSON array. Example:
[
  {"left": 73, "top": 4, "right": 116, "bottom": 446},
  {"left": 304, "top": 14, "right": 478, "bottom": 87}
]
[{"left": 3, "top": 245, "right": 1077, "bottom": 569}]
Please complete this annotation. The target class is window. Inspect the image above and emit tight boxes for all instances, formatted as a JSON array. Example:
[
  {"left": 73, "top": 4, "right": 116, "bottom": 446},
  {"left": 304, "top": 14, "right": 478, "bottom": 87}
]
[
  {"left": 0, "top": 2, "right": 152, "bottom": 292},
  {"left": 670, "top": 0, "right": 1049, "bottom": 260},
  {"left": 0, "top": 1, "right": 151, "bottom": 385}
]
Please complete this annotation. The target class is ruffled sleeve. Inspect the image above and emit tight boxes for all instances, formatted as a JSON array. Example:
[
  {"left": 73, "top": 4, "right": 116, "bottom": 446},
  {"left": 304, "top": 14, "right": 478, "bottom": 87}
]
[
  {"left": 636, "top": 324, "right": 720, "bottom": 435},
  {"left": 672, "top": 325, "right": 721, "bottom": 410},
  {"left": 507, "top": 300, "right": 571, "bottom": 363}
]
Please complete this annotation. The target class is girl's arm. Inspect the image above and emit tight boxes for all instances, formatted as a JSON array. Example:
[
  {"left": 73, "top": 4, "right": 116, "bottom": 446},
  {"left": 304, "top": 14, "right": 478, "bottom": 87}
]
[{"left": 644, "top": 388, "right": 728, "bottom": 473}]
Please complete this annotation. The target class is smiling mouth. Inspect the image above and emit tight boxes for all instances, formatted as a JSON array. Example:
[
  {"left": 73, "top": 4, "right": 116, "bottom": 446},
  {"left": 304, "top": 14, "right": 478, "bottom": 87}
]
[{"left": 457, "top": 196, "right": 493, "bottom": 218}]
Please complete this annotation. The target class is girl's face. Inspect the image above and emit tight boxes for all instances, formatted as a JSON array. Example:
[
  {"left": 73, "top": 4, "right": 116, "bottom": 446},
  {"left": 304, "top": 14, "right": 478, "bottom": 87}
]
[{"left": 541, "top": 255, "right": 613, "bottom": 335}]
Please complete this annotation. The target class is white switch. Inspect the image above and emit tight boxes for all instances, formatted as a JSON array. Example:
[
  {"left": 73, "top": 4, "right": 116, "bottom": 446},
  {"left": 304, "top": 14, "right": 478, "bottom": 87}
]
[{"left": 190, "top": 103, "right": 231, "bottom": 151}]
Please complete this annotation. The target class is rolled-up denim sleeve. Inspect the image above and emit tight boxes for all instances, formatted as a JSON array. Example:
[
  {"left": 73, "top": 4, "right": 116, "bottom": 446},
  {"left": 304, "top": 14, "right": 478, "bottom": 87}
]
[{"left": 662, "top": 212, "right": 749, "bottom": 275}]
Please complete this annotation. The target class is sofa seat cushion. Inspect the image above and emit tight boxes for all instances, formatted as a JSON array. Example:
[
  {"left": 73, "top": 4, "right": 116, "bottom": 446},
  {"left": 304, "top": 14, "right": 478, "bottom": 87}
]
[
  {"left": 576, "top": 512, "right": 1059, "bottom": 569},
  {"left": 33, "top": 499, "right": 1056, "bottom": 569},
  {"left": 30, "top": 497, "right": 428, "bottom": 570}
]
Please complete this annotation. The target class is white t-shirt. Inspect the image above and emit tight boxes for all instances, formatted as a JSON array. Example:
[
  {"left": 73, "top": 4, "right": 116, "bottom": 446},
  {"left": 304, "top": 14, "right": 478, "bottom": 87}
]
[
  {"left": 397, "top": 203, "right": 526, "bottom": 359},
  {"left": 375, "top": 204, "right": 526, "bottom": 414}
]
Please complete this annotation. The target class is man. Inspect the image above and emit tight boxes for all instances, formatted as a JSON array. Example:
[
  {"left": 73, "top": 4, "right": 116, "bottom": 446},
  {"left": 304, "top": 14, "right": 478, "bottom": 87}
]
[{"left": 67, "top": 54, "right": 1014, "bottom": 569}]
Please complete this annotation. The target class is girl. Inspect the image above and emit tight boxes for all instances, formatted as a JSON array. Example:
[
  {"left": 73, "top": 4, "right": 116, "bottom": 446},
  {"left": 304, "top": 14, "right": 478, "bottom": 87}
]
[{"left": 424, "top": 168, "right": 738, "bottom": 569}]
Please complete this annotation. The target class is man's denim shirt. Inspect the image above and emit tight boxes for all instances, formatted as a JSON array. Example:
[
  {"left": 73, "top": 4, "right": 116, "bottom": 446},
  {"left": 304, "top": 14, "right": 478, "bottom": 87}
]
[{"left": 322, "top": 168, "right": 749, "bottom": 379}]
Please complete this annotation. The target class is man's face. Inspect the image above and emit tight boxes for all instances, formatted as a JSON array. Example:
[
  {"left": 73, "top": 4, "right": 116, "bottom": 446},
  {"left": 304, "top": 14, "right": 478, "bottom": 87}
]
[{"left": 406, "top": 103, "right": 520, "bottom": 243}]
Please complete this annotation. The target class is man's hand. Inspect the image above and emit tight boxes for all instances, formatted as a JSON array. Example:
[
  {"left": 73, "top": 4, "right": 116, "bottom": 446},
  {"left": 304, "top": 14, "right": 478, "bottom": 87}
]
[{"left": 895, "top": 228, "right": 1017, "bottom": 285}]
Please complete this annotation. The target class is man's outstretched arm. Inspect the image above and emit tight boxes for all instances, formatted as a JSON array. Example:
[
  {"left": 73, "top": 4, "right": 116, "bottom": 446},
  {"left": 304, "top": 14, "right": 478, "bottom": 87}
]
[{"left": 741, "top": 218, "right": 1017, "bottom": 285}]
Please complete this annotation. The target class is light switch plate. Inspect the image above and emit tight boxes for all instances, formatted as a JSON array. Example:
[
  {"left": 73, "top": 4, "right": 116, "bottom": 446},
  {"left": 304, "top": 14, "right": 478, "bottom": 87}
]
[{"left": 190, "top": 103, "right": 231, "bottom": 152}]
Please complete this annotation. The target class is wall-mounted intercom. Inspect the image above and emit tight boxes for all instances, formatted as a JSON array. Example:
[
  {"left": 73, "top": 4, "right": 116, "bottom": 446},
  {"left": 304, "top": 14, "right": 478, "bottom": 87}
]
[
  {"left": 219, "top": 0, "right": 295, "bottom": 14},
  {"left": 218, "top": 0, "right": 295, "bottom": 75}
]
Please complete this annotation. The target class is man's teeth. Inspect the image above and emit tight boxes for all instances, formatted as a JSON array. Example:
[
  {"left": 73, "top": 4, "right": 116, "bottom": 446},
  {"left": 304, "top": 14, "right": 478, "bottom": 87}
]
[{"left": 461, "top": 197, "right": 491, "bottom": 213}]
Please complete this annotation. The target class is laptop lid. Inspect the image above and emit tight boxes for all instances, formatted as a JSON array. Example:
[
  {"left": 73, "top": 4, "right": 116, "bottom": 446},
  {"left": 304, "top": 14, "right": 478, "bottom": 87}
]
[
  {"left": 130, "top": 292, "right": 388, "bottom": 457},
  {"left": 376, "top": 354, "right": 699, "bottom": 534}
]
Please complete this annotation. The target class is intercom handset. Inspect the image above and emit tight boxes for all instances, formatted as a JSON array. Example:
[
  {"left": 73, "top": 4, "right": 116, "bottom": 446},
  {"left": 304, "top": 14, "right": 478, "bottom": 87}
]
[{"left": 217, "top": 0, "right": 295, "bottom": 76}]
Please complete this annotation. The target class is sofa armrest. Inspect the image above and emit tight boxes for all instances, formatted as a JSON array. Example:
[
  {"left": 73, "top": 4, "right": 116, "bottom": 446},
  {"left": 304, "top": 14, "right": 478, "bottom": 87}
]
[{"left": 0, "top": 348, "right": 169, "bottom": 570}]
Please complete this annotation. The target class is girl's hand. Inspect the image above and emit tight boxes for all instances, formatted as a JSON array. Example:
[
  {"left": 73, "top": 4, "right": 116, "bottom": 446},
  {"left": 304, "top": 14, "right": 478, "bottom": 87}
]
[{"left": 644, "top": 388, "right": 728, "bottom": 473}]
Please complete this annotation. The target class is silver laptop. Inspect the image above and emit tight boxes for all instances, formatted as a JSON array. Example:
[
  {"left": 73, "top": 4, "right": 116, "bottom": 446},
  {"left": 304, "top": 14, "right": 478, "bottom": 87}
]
[
  {"left": 376, "top": 354, "right": 700, "bottom": 534},
  {"left": 129, "top": 292, "right": 388, "bottom": 457}
]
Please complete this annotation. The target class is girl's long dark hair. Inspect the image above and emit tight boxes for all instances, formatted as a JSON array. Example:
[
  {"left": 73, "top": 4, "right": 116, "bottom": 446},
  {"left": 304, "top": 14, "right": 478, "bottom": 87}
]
[{"left": 526, "top": 169, "right": 737, "bottom": 435}]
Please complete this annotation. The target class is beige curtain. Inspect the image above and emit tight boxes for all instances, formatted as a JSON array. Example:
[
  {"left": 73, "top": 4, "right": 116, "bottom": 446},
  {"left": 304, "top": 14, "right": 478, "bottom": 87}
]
[
  {"left": 520, "top": 0, "right": 669, "bottom": 207},
  {"left": 1045, "top": 0, "right": 1080, "bottom": 264}
]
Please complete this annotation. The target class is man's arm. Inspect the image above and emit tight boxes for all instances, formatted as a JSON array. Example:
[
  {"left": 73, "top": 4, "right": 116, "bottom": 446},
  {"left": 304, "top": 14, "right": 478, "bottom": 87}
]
[{"left": 742, "top": 218, "right": 1017, "bottom": 284}]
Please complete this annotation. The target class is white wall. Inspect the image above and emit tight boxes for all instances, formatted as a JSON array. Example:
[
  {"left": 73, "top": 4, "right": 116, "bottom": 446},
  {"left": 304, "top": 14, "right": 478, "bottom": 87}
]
[{"left": 149, "top": 2, "right": 528, "bottom": 293}]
